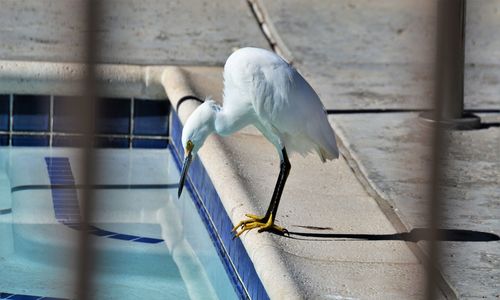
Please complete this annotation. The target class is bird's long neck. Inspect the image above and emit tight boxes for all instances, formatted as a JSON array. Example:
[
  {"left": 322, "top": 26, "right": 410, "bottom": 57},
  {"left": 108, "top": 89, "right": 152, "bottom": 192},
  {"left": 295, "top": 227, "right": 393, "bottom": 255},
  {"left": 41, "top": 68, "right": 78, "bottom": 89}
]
[{"left": 213, "top": 104, "right": 252, "bottom": 137}]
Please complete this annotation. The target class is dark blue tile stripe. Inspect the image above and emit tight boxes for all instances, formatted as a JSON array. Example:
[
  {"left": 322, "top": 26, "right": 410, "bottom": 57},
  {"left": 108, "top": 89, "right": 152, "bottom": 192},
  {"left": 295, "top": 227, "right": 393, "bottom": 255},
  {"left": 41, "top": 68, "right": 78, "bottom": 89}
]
[
  {"left": 170, "top": 111, "right": 269, "bottom": 300},
  {"left": 95, "top": 98, "right": 130, "bottom": 135},
  {"left": 44, "top": 157, "right": 164, "bottom": 244},
  {"left": 12, "top": 95, "right": 50, "bottom": 132},
  {"left": 12, "top": 135, "right": 49, "bottom": 147},
  {"left": 0, "top": 94, "right": 9, "bottom": 131},
  {"left": 133, "top": 99, "right": 170, "bottom": 136},
  {"left": 45, "top": 157, "right": 80, "bottom": 224},
  {"left": 0, "top": 292, "right": 67, "bottom": 299},
  {"left": 1, "top": 95, "right": 170, "bottom": 149}
]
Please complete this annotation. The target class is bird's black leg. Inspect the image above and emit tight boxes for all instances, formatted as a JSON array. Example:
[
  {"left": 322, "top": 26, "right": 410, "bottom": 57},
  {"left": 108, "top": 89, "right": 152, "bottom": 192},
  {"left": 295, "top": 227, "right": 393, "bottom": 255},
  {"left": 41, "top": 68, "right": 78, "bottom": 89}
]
[
  {"left": 232, "top": 148, "right": 291, "bottom": 237},
  {"left": 263, "top": 148, "right": 291, "bottom": 223}
]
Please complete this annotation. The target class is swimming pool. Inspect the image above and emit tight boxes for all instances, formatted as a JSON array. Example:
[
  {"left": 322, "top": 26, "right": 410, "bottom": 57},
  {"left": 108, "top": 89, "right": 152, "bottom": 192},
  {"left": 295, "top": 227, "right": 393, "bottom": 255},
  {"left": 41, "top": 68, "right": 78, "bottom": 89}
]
[
  {"left": 0, "top": 147, "right": 238, "bottom": 299},
  {"left": 0, "top": 93, "right": 269, "bottom": 299}
]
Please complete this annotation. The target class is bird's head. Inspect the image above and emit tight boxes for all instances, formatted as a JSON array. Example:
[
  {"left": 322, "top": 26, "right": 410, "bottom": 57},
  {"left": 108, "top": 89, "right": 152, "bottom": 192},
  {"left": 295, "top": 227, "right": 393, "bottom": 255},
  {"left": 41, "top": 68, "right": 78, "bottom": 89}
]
[{"left": 178, "top": 100, "right": 218, "bottom": 197}]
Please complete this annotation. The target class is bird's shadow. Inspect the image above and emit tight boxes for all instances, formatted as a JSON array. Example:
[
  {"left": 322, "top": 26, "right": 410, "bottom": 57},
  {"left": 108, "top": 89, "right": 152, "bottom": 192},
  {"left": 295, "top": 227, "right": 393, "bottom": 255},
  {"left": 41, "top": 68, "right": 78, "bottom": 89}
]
[{"left": 273, "top": 227, "right": 500, "bottom": 242}]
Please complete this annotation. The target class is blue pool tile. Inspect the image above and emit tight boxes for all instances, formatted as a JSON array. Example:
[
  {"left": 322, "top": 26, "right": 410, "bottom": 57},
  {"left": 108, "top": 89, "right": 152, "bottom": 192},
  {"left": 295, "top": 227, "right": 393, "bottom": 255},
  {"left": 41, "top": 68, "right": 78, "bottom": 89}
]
[
  {"left": 171, "top": 112, "right": 183, "bottom": 157},
  {"left": 51, "top": 188, "right": 76, "bottom": 194},
  {"left": 12, "top": 95, "right": 50, "bottom": 132},
  {"left": 12, "top": 135, "right": 49, "bottom": 146},
  {"left": 46, "top": 169, "right": 72, "bottom": 175},
  {"left": 133, "top": 237, "right": 164, "bottom": 244},
  {"left": 52, "top": 203, "right": 79, "bottom": 209},
  {"left": 109, "top": 233, "right": 137, "bottom": 241},
  {"left": 53, "top": 205, "right": 79, "bottom": 211},
  {"left": 0, "top": 292, "right": 13, "bottom": 299},
  {"left": 45, "top": 156, "right": 67, "bottom": 161},
  {"left": 6, "top": 294, "right": 40, "bottom": 300},
  {"left": 96, "top": 98, "right": 130, "bottom": 134},
  {"left": 132, "top": 138, "right": 168, "bottom": 149},
  {"left": 0, "top": 95, "right": 8, "bottom": 131},
  {"left": 45, "top": 157, "right": 68, "bottom": 165},
  {"left": 53, "top": 96, "right": 85, "bottom": 133},
  {"left": 50, "top": 177, "right": 74, "bottom": 183},
  {"left": 48, "top": 178, "right": 74, "bottom": 185},
  {"left": 0, "top": 293, "right": 67, "bottom": 300},
  {"left": 51, "top": 194, "right": 77, "bottom": 200},
  {"left": 95, "top": 137, "right": 129, "bottom": 148},
  {"left": 0, "top": 135, "right": 8, "bottom": 146},
  {"left": 46, "top": 168, "right": 72, "bottom": 174},
  {"left": 133, "top": 99, "right": 169, "bottom": 135}
]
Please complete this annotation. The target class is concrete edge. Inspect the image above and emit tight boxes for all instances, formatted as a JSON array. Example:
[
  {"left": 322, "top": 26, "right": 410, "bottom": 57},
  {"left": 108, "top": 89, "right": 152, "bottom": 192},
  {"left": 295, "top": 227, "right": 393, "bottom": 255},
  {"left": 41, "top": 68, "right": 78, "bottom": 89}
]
[
  {"left": 0, "top": 60, "right": 166, "bottom": 99},
  {"left": 0, "top": 59, "right": 302, "bottom": 299},
  {"left": 330, "top": 121, "right": 459, "bottom": 300},
  {"left": 248, "top": 0, "right": 295, "bottom": 64}
]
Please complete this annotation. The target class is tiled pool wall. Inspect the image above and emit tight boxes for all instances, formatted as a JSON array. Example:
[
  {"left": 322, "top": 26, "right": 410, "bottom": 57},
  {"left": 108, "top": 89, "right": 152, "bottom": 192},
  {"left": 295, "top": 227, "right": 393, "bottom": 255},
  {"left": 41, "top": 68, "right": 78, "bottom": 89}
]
[{"left": 0, "top": 94, "right": 169, "bottom": 148}]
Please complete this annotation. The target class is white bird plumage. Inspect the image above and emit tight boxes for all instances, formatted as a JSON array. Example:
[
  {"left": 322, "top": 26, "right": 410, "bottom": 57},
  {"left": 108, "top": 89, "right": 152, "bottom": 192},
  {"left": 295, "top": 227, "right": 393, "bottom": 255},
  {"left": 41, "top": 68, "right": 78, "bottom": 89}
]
[
  {"left": 179, "top": 47, "right": 339, "bottom": 237},
  {"left": 182, "top": 47, "right": 338, "bottom": 160}
]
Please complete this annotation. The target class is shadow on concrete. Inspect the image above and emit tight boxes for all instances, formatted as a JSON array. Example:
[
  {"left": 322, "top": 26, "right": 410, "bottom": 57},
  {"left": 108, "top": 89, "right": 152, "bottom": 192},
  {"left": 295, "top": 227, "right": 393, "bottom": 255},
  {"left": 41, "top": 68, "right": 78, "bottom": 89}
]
[
  {"left": 325, "top": 108, "right": 500, "bottom": 115},
  {"left": 281, "top": 228, "right": 500, "bottom": 242},
  {"left": 480, "top": 122, "right": 500, "bottom": 129}
]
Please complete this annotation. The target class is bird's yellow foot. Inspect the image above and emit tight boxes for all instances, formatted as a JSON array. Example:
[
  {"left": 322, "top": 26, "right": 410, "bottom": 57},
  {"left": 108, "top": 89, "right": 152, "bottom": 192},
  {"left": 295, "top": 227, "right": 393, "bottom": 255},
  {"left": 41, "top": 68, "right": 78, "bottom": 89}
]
[{"left": 232, "top": 213, "right": 287, "bottom": 238}]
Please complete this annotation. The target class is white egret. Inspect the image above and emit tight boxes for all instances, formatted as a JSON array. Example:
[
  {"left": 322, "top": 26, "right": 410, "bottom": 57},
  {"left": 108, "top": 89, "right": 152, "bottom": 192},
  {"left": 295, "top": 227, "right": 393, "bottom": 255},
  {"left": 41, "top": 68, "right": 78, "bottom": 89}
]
[{"left": 178, "top": 47, "right": 339, "bottom": 237}]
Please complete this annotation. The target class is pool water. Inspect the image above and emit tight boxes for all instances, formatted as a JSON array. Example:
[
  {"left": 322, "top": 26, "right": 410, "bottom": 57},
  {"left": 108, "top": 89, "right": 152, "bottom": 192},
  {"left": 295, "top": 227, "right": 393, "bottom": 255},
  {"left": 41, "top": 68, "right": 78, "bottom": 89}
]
[{"left": 0, "top": 147, "right": 238, "bottom": 300}]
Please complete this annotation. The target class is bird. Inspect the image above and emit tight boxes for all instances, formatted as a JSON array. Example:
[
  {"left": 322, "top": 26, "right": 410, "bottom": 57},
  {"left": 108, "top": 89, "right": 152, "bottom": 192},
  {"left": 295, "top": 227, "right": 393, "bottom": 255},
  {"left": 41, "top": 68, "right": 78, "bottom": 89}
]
[{"left": 177, "top": 47, "right": 339, "bottom": 238}]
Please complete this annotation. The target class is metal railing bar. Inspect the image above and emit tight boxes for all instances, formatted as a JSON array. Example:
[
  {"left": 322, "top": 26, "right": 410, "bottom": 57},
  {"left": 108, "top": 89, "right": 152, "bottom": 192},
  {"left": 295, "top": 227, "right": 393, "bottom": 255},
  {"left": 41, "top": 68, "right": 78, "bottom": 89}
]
[
  {"left": 425, "top": 0, "right": 465, "bottom": 299},
  {"left": 326, "top": 108, "right": 500, "bottom": 115},
  {"left": 75, "top": 0, "right": 100, "bottom": 299}
]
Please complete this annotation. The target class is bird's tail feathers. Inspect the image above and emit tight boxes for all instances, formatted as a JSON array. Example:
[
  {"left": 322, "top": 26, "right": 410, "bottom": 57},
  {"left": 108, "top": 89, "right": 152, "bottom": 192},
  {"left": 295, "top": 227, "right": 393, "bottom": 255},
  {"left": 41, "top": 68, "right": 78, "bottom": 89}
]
[
  {"left": 314, "top": 126, "right": 339, "bottom": 163},
  {"left": 316, "top": 144, "right": 339, "bottom": 163}
]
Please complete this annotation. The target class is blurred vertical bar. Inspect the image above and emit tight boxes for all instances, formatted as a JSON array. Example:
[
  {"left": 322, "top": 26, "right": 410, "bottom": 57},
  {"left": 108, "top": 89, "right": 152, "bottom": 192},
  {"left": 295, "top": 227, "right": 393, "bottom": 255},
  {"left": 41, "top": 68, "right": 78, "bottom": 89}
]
[
  {"left": 438, "top": 0, "right": 466, "bottom": 120},
  {"left": 75, "top": 0, "right": 100, "bottom": 299},
  {"left": 426, "top": 0, "right": 465, "bottom": 299}
]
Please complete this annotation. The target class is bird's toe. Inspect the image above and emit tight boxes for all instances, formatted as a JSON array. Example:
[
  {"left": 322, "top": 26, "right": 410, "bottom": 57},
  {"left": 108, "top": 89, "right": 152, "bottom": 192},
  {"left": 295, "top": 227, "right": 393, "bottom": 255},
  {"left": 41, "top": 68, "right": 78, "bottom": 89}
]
[
  {"left": 232, "top": 214, "right": 267, "bottom": 232},
  {"left": 244, "top": 213, "right": 265, "bottom": 221},
  {"left": 233, "top": 221, "right": 265, "bottom": 238},
  {"left": 232, "top": 213, "right": 287, "bottom": 238}
]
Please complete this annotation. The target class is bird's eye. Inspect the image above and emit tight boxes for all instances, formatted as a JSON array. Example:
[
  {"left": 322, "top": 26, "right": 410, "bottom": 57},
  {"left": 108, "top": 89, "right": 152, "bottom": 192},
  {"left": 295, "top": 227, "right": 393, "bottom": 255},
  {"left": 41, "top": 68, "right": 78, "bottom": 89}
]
[{"left": 186, "top": 140, "right": 194, "bottom": 152}]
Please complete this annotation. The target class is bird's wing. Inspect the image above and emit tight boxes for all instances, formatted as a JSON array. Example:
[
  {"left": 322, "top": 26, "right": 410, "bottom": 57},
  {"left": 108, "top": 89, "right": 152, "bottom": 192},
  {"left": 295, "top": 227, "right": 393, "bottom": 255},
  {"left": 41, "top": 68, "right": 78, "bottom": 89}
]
[
  {"left": 222, "top": 47, "right": 338, "bottom": 162},
  {"left": 253, "top": 65, "right": 339, "bottom": 161}
]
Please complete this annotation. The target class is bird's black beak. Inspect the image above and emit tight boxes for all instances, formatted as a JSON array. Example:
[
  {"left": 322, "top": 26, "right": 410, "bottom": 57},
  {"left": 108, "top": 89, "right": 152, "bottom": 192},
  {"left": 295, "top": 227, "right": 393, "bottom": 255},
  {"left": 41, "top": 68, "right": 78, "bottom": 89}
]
[{"left": 178, "top": 151, "right": 193, "bottom": 198}]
